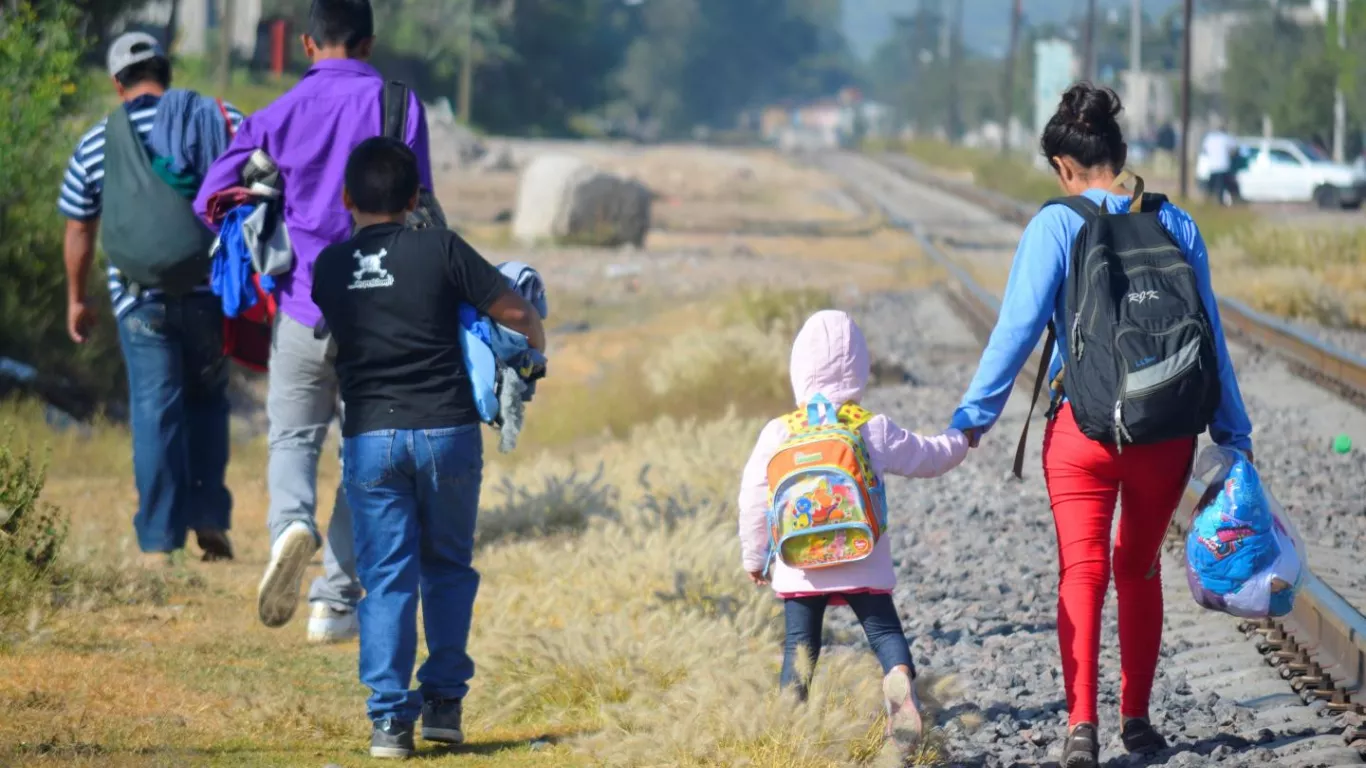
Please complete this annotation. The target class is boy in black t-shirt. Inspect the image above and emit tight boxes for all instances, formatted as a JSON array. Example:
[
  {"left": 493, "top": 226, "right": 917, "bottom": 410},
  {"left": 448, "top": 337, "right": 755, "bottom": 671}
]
[{"left": 312, "top": 137, "right": 545, "bottom": 760}]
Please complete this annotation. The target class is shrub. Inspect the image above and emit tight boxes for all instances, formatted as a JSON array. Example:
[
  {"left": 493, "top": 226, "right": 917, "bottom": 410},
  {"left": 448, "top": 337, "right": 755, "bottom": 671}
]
[
  {"left": 0, "top": 437, "right": 67, "bottom": 639},
  {"left": 0, "top": 6, "right": 124, "bottom": 408}
]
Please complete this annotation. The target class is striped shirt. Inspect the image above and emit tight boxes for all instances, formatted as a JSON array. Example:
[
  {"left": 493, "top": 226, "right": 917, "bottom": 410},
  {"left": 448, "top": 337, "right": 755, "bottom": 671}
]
[{"left": 58, "top": 93, "right": 245, "bottom": 318}]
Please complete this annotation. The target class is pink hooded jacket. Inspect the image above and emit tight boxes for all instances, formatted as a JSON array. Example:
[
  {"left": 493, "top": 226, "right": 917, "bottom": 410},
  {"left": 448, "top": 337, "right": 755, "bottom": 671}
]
[{"left": 737, "top": 310, "right": 970, "bottom": 596}]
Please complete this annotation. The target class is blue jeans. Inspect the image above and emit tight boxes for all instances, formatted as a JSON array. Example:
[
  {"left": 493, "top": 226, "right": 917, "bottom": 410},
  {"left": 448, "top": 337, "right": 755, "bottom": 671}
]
[
  {"left": 343, "top": 425, "right": 483, "bottom": 723},
  {"left": 780, "top": 592, "right": 915, "bottom": 700},
  {"left": 116, "top": 293, "right": 232, "bottom": 552}
]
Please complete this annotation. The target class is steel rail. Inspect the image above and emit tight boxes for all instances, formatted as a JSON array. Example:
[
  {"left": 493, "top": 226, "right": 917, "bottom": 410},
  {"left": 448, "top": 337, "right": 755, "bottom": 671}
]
[{"left": 861, "top": 151, "right": 1366, "bottom": 751}]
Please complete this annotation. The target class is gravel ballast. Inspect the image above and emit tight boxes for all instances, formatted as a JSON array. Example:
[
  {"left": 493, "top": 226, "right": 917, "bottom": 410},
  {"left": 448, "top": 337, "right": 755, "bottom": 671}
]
[
  {"left": 839, "top": 289, "right": 1362, "bottom": 767},
  {"left": 808, "top": 151, "right": 1365, "bottom": 766}
]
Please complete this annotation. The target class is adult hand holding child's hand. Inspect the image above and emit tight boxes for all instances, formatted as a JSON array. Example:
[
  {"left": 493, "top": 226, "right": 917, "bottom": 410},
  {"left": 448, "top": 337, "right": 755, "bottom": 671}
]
[{"left": 963, "top": 427, "right": 982, "bottom": 448}]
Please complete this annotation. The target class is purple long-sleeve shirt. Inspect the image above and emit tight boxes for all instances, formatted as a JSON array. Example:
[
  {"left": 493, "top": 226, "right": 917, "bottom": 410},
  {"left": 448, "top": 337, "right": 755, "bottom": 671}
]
[{"left": 194, "top": 59, "right": 432, "bottom": 329}]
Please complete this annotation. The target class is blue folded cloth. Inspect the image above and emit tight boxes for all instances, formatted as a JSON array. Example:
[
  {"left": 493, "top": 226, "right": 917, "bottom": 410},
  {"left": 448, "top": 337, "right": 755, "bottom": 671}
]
[
  {"left": 458, "top": 262, "right": 549, "bottom": 446},
  {"left": 210, "top": 203, "right": 276, "bottom": 318}
]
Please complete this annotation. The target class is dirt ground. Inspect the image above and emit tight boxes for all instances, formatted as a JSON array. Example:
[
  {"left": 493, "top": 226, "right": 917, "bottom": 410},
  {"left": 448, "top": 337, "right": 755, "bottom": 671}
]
[{"left": 3, "top": 143, "right": 945, "bottom": 767}]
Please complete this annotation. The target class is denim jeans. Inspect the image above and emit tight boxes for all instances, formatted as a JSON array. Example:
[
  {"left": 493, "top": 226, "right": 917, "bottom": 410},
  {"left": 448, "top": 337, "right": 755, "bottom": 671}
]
[
  {"left": 266, "top": 313, "right": 360, "bottom": 610},
  {"left": 343, "top": 425, "right": 483, "bottom": 723},
  {"left": 115, "top": 293, "right": 232, "bottom": 552},
  {"left": 780, "top": 592, "right": 915, "bottom": 700}
]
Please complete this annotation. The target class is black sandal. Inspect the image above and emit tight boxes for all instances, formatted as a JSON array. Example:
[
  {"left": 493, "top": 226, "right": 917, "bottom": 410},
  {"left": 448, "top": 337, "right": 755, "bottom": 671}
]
[
  {"left": 1121, "top": 718, "right": 1169, "bottom": 754},
  {"left": 1062, "top": 723, "right": 1099, "bottom": 768}
]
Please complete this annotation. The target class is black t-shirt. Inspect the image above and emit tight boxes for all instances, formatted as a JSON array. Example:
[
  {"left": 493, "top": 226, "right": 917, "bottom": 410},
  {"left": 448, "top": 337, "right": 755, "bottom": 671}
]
[{"left": 311, "top": 223, "right": 506, "bottom": 437}]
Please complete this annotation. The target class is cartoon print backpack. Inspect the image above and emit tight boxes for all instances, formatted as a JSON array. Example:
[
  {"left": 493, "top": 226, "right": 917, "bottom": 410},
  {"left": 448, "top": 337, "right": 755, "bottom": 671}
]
[{"left": 765, "top": 394, "right": 887, "bottom": 574}]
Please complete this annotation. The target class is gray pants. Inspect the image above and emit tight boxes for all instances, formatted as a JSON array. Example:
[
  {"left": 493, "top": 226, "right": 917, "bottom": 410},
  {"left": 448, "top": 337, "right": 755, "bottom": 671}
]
[{"left": 267, "top": 312, "right": 361, "bottom": 610}]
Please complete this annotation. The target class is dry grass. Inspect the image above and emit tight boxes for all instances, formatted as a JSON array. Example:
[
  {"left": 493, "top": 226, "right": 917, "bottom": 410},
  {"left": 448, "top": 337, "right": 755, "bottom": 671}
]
[
  {"left": 876, "top": 138, "right": 1260, "bottom": 244},
  {"left": 874, "top": 139, "right": 1366, "bottom": 329},
  {"left": 1210, "top": 226, "right": 1366, "bottom": 329},
  {"left": 0, "top": 283, "right": 955, "bottom": 766}
]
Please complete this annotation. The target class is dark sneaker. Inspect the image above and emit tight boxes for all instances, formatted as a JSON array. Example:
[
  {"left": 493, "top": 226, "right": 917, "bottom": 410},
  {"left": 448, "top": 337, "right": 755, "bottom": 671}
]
[
  {"left": 421, "top": 697, "right": 464, "bottom": 744},
  {"left": 195, "top": 529, "right": 234, "bottom": 561},
  {"left": 1062, "top": 723, "right": 1099, "bottom": 768},
  {"left": 1121, "top": 718, "right": 1168, "bottom": 754},
  {"left": 370, "top": 718, "right": 415, "bottom": 759}
]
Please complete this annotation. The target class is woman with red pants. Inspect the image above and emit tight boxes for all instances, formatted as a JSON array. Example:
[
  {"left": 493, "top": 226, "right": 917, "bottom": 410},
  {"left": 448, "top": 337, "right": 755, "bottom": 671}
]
[{"left": 949, "top": 83, "right": 1254, "bottom": 767}]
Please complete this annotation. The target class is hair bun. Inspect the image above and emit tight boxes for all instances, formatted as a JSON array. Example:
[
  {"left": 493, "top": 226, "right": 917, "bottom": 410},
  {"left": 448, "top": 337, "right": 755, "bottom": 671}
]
[{"left": 1058, "top": 83, "right": 1122, "bottom": 129}]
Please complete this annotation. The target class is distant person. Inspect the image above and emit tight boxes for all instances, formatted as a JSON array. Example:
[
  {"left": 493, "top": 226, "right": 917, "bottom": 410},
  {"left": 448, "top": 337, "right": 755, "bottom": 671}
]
[
  {"left": 949, "top": 84, "right": 1253, "bottom": 767},
  {"left": 737, "top": 310, "right": 969, "bottom": 755},
  {"left": 1199, "top": 121, "right": 1240, "bottom": 204},
  {"left": 59, "top": 32, "right": 243, "bottom": 567},
  {"left": 311, "top": 137, "right": 544, "bottom": 759},
  {"left": 1156, "top": 123, "right": 1176, "bottom": 153},
  {"left": 196, "top": 0, "right": 434, "bottom": 644}
]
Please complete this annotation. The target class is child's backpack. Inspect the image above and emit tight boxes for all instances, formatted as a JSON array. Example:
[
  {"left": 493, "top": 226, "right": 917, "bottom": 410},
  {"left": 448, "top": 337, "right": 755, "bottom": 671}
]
[{"left": 765, "top": 394, "right": 887, "bottom": 573}]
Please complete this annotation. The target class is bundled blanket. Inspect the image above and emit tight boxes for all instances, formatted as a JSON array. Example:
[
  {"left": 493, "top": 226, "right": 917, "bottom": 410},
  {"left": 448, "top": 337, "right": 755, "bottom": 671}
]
[
  {"left": 1185, "top": 446, "right": 1305, "bottom": 619},
  {"left": 460, "top": 261, "right": 548, "bottom": 453}
]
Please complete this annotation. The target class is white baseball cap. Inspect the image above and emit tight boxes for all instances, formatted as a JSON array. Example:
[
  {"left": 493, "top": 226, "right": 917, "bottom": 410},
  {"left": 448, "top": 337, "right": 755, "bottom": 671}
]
[{"left": 107, "top": 31, "right": 166, "bottom": 78}]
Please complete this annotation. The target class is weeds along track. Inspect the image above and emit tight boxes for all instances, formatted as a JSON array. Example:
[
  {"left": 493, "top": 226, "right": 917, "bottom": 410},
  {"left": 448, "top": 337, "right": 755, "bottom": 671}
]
[{"left": 815, "top": 151, "right": 1366, "bottom": 766}]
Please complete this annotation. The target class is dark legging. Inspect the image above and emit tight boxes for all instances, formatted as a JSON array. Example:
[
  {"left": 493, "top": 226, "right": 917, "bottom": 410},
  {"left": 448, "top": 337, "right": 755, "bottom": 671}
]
[{"left": 780, "top": 591, "right": 915, "bottom": 700}]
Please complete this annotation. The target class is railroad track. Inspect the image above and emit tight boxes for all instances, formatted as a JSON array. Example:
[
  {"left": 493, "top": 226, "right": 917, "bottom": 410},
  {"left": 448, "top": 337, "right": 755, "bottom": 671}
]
[{"left": 817, "top": 150, "right": 1366, "bottom": 762}]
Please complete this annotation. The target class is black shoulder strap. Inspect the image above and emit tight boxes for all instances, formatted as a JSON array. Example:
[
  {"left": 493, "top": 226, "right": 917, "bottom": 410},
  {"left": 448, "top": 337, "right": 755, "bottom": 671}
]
[
  {"left": 1137, "top": 192, "right": 1169, "bottom": 213},
  {"left": 1043, "top": 195, "right": 1105, "bottom": 220},
  {"left": 382, "top": 80, "right": 409, "bottom": 141},
  {"left": 1012, "top": 322, "right": 1057, "bottom": 480}
]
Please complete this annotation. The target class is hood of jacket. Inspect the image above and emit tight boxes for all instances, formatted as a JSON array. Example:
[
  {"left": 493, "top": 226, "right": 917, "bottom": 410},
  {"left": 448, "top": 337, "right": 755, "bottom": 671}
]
[{"left": 788, "top": 309, "right": 869, "bottom": 408}]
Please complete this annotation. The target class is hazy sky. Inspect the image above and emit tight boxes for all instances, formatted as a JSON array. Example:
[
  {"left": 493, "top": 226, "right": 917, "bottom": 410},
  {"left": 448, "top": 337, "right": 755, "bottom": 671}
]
[{"left": 842, "top": 0, "right": 1181, "bottom": 59}]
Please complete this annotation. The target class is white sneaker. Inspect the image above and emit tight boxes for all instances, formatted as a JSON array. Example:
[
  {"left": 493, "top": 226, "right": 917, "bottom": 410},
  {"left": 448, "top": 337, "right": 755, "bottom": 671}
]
[
  {"left": 307, "top": 602, "right": 359, "bottom": 644},
  {"left": 882, "top": 668, "right": 924, "bottom": 751},
  {"left": 257, "top": 521, "right": 319, "bottom": 628}
]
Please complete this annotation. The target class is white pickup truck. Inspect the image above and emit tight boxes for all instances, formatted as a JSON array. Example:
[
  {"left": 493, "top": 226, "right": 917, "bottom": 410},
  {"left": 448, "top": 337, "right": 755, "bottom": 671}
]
[{"left": 1196, "top": 137, "right": 1366, "bottom": 209}]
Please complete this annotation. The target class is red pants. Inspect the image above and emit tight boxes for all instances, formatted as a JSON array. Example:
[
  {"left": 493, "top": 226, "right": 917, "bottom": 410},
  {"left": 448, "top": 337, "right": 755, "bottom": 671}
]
[{"left": 1042, "top": 404, "right": 1195, "bottom": 727}]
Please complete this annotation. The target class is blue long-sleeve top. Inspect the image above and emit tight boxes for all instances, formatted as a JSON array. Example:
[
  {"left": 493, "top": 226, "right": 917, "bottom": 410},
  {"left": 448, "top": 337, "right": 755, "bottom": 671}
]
[{"left": 948, "top": 187, "right": 1254, "bottom": 453}]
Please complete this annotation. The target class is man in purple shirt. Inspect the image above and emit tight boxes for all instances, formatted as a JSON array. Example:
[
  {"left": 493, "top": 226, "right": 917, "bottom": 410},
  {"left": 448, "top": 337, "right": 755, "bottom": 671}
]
[{"left": 196, "top": 0, "right": 433, "bottom": 644}]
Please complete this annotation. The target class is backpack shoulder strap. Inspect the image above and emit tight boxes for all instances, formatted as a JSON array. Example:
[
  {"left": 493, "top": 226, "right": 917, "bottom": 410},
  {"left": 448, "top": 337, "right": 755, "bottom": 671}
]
[
  {"left": 1012, "top": 321, "right": 1058, "bottom": 480},
  {"left": 780, "top": 409, "right": 806, "bottom": 434},
  {"left": 382, "top": 80, "right": 409, "bottom": 141},
  {"left": 838, "top": 403, "right": 875, "bottom": 429},
  {"left": 1137, "top": 192, "right": 1169, "bottom": 213},
  {"left": 1043, "top": 195, "right": 1105, "bottom": 221},
  {"left": 215, "top": 97, "right": 236, "bottom": 140}
]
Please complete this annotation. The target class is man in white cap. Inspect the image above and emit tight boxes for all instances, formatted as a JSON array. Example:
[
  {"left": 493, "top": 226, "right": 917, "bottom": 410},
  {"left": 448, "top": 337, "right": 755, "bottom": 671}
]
[{"left": 58, "top": 31, "right": 245, "bottom": 566}]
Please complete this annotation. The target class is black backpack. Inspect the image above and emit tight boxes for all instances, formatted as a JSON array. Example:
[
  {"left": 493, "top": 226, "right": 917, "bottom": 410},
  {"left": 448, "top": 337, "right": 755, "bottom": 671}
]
[
  {"left": 1012, "top": 182, "right": 1220, "bottom": 477},
  {"left": 381, "top": 80, "right": 447, "bottom": 231},
  {"left": 100, "top": 104, "right": 216, "bottom": 294}
]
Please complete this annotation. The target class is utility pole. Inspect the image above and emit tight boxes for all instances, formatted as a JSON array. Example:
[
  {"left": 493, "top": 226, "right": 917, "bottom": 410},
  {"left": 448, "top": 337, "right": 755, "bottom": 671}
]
[
  {"left": 1001, "top": 0, "right": 1022, "bottom": 154},
  {"left": 1130, "top": 0, "right": 1141, "bottom": 74},
  {"left": 1333, "top": 0, "right": 1347, "bottom": 163},
  {"left": 216, "top": 0, "right": 234, "bottom": 94},
  {"left": 1081, "top": 0, "right": 1097, "bottom": 81},
  {"left": 458, "top": 0, "right": 475, "bottom": 124},
  {"left": 1179, "top": 0, "right": 1193, "bottom": 200},
  {"left": 947, "top": 0, "right": 963, "bottom": 142}
]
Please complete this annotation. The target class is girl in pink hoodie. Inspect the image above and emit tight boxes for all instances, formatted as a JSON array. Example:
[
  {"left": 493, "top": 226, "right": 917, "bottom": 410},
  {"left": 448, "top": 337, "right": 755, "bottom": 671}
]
[{"left": 738, "top": 310, "right": 969, "bottom": 748}]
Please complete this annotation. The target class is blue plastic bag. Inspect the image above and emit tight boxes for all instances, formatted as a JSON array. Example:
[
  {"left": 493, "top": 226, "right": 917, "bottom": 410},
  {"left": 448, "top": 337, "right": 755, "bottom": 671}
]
[{"left": 1184, "top": 446, "right": 1305, "bottom": 619}]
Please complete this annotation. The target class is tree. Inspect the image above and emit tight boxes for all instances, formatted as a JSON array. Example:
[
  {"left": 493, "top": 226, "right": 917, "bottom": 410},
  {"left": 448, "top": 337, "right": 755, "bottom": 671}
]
[
  {"left": 1224, "top": 8, "right": 1344, "bottom": 142},
  {"left": 472, "top": 0, "right": 636, "bottom": 136},
  {"left": 615, "top": 0, "right": 858, "bottom": 136}
]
